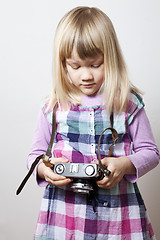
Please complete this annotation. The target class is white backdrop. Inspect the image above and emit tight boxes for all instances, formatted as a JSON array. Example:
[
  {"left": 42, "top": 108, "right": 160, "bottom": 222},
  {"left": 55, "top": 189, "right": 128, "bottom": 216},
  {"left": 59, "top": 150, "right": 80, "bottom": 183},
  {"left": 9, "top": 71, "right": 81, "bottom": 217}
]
[{"left": 0, "top": 0, "right": 160, "bottom": 239}]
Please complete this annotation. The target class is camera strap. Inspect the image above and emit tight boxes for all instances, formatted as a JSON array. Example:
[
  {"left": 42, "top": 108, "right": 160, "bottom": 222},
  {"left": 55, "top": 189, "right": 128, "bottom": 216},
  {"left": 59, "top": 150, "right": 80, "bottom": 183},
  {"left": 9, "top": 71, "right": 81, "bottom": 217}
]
[{"left": 97, "top": 121, "right": 118, "bottom": 176}]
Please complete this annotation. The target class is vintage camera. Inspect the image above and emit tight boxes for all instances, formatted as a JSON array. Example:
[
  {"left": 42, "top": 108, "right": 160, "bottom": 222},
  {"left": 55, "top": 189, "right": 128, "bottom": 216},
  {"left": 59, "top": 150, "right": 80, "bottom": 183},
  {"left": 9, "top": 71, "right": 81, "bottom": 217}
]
[
  {"left": 54, "top": 162, "right": 107, "bottom": 194},
  {"left": 51, "top": 126, "right": 118, "bottom": 194}
]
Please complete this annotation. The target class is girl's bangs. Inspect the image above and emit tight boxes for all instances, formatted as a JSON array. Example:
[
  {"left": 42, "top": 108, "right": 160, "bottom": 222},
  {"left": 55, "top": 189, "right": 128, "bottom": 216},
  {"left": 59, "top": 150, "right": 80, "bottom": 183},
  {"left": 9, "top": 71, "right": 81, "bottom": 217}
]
[
  {"left": 74, "top": 26, "right": 103, "bottom": 59},
  {"left": 60, "top": 20, "right": 104, "bottom": 61}
]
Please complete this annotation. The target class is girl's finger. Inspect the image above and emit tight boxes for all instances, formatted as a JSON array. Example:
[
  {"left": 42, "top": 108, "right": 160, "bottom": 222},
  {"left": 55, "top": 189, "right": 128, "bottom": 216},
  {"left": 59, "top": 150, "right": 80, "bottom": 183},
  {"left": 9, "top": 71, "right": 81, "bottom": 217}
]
[
  {"left": 50, "top": 158, "right": 69, "bottom": 164},
  {"left": 46, "top": 177, "right": 72, "bottom": 186}
]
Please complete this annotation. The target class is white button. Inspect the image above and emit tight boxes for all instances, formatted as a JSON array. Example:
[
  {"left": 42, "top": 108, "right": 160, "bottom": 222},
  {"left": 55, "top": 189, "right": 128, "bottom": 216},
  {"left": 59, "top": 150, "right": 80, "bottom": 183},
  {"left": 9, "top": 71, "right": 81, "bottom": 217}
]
[
  {"left": 90, "top": 143, "right": 95, "bottom": 153},
  {"left": 90, "top": 128, "right": 94, "bottom": 134}
]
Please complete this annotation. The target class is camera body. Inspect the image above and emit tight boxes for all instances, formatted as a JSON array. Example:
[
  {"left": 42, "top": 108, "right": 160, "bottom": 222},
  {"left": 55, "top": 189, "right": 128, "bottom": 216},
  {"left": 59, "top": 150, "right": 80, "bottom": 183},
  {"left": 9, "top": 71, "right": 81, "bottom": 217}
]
[
  {"left": 54, "top": 162, "right": 99, "bottom": 178},
  {"left": 54, "top": 162, "right": 103, "bottom": 194}
]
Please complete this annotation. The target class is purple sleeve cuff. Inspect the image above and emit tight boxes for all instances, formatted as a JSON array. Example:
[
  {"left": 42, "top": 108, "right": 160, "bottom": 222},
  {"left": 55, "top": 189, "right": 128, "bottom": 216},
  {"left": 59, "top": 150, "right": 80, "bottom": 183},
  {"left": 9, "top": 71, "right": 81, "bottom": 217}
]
[{"left": 125, "top": 108, "right": 159, "bottom": 183}]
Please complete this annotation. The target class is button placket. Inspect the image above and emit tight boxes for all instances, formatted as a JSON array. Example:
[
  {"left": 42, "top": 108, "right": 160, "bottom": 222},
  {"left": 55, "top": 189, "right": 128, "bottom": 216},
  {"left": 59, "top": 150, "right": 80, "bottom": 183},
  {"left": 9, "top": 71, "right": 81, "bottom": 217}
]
[
  {"left": 90, "top": 110, "right": 94, "bottom": 134},
  {"left": 89, "top": 109, "right": 96, "bottom": 154}
]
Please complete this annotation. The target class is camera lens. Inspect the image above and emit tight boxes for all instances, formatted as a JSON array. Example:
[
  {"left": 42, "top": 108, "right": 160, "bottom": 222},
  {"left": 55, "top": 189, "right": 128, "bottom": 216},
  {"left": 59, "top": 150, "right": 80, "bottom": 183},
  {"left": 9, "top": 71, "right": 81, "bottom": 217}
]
[
  {"left": 85, "top": 165, "right": 95, "bottom": 176},
  {"left": 70, "top": 179, "right": 93, "bottom": 194}
]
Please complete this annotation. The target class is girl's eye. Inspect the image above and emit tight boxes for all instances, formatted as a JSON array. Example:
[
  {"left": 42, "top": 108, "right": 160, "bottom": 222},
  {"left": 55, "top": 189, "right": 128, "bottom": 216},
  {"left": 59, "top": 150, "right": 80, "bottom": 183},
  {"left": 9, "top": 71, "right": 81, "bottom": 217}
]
[
  {"left": 71, "top": 65, "right": 80, "bottom": 70},
  {"left": 91, "top": 64, "right": 101, "bottom": 68}
]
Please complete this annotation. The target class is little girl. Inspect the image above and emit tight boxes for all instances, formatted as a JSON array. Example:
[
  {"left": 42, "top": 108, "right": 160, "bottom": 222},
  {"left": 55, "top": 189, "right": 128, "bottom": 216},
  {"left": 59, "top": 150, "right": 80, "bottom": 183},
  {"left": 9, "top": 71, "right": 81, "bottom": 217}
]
[{"left": 27, "top": 6, "right": 159, "bottom": 240}]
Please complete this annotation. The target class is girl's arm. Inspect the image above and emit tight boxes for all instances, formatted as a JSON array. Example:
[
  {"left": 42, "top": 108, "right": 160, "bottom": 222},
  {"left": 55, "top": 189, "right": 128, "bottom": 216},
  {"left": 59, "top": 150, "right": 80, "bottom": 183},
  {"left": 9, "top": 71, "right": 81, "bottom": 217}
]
[
  {"left": 27, "top": 108, "right": 72, "bottom": 187},
  {"left": 27, "top": 109, "right": 52, "bottom": 187},
  {"left": 97, "top": 108, "right": 159, "bottom": 189},
  {"left": 126, "top": 107, "right": 159, "bottom": 182}
]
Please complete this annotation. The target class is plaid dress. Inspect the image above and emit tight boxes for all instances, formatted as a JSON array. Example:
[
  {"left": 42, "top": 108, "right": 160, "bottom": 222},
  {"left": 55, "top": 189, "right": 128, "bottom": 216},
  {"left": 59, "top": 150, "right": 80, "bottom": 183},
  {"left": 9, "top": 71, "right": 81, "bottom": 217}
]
[{"left": 34, "top": 92, "right": 156, "bottom": 240}]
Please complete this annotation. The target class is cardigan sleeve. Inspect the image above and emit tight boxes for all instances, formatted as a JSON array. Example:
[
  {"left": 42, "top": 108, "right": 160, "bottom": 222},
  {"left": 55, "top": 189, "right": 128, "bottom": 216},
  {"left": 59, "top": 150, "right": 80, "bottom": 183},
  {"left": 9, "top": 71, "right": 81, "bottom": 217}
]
[
  {"left": 27, "top": 108, "right": 52, "bottom": 187},
  {"left": 125, "top": 108, "right": 159, "bottom": 183}
]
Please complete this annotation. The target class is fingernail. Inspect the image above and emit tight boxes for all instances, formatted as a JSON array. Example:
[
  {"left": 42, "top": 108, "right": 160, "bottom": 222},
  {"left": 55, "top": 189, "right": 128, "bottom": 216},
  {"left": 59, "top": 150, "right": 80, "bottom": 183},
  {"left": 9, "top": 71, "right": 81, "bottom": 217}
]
[{"left": 93, "top": 159, "right": 97, "bottom": 162}]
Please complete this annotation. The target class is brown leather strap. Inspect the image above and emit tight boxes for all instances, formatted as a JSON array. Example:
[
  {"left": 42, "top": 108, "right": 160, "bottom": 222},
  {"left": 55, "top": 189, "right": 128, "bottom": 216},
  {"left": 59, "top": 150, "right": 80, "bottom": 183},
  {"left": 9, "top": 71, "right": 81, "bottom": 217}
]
[
  {"left": 16, "top": 103, "right": 58, "bottom": 195},
  {"left": 98, "top": 114, "right": 118, "bottom": 177},
  {"left": 16, "top": 154, "right": 44, "bottom": 195},
  {"left": 45, "top": 103, "right": 58, "bottom": 157},
  {"left": 110, "top": 112, "right": 114, "bottom": 128}
]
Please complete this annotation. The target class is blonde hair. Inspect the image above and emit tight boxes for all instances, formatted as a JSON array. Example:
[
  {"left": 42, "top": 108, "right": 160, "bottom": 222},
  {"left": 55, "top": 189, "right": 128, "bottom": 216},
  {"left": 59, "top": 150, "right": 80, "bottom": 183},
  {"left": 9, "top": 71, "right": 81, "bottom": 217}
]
[{"left": 49, "top": 6, "right": 140, "bottom": 113}]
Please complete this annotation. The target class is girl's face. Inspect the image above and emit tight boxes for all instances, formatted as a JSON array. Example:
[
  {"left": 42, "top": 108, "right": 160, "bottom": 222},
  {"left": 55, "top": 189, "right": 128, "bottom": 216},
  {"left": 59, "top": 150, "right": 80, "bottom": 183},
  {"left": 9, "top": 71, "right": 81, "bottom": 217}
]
[{"left": 66, "top": 49, "right": 104, "bottom": 96}]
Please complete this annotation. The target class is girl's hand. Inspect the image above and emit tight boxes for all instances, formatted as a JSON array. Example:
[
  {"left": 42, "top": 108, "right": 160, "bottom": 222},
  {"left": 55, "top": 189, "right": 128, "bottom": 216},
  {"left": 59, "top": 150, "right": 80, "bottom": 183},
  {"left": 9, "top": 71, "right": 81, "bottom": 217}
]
[
  {"left": 95, "top": 156, "right": 136, "bottom": 189},
  {"left": 37, "top": 158, "right": 72, "bottom": 187}
]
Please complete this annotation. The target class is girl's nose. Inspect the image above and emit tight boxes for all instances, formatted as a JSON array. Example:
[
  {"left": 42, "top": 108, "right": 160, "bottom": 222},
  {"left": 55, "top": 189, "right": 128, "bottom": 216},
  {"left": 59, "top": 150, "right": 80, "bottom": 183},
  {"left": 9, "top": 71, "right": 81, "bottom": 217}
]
[{"left": 81, "top": 68, "right": 93, "bottom": 81}]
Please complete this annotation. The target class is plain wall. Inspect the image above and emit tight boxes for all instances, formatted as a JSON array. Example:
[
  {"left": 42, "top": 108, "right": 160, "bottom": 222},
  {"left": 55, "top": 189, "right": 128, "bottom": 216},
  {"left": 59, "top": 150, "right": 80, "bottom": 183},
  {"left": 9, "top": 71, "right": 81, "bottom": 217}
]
[{"left": 0, "top": 0, "right": 160, "bottom": 239}]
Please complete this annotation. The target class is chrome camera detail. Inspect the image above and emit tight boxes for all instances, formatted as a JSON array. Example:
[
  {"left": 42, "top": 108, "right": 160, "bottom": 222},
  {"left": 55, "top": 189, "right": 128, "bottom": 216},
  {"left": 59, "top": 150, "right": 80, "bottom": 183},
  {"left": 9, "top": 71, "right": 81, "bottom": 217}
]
[
  {"left": 85, "top": 165, "right": 95, "bottom": 176},
  {"left": 55, "top": 164, "right": 65, "bottom": 174},
  {"left": 54, "top": 163, "right": 98, "bottom": 178},
  {"left": 54, "top": 162, "right": 103, "bottom": 194}
]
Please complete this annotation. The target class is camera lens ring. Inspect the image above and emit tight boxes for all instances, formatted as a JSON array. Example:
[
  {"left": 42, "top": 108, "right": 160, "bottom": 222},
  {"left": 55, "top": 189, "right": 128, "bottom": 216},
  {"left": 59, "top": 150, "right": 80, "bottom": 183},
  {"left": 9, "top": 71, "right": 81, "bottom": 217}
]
[{"left": 70, "top": 179, "right": 94, "bottom": 194}]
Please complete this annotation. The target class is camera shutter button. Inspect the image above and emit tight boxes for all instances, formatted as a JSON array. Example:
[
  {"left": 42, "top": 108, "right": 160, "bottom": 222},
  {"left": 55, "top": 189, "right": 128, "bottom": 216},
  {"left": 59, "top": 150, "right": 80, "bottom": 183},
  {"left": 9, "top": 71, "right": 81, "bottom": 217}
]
[{"left": 85, "top": 165, "right": 95, "bottom": 176}]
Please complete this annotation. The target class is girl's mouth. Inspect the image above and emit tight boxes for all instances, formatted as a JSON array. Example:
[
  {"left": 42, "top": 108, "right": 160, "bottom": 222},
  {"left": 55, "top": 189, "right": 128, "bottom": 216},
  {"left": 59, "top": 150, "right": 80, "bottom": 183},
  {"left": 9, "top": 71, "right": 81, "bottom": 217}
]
[{"left": 82, "top": 83, "right": 95, "bottom": 88}]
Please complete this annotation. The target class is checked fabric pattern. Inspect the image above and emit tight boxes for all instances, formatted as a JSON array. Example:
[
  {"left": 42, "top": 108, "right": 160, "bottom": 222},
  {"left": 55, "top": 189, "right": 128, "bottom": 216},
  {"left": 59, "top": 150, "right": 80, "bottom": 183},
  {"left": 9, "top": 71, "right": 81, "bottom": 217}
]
[{"left": 34, "top": 92, "right": 156, "bottom": 240}]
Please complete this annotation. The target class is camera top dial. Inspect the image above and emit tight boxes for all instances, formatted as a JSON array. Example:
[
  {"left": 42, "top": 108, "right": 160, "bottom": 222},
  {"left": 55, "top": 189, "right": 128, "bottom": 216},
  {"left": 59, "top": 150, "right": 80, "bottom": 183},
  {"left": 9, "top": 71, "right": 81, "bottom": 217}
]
[
  {"left": 55, "top": 163, "right": 65, "bottom": 174},
  {"left": 85, "top": 165, "right": 95, "bottom": 176}
]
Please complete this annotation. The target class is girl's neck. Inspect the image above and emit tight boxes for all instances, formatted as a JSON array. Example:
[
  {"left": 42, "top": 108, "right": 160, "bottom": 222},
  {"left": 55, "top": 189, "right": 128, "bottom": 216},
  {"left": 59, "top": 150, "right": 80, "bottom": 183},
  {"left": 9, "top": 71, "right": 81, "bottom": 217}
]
[{"left": 81, "top": 94, "right": 103, "bottom": 106}]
